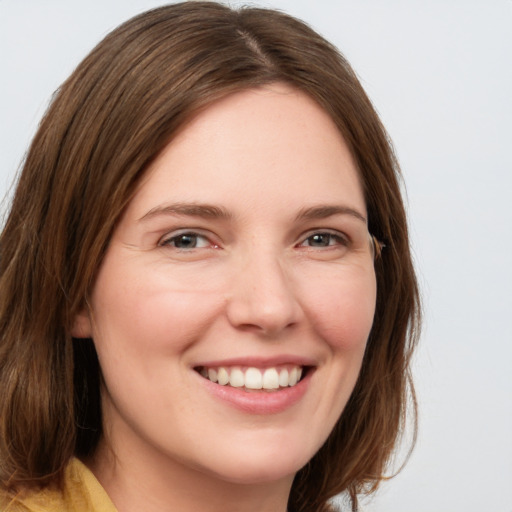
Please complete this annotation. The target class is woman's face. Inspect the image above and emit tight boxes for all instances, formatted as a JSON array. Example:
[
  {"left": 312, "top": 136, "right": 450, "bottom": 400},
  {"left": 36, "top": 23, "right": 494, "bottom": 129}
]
[{"left": 75, "top": 84, "right": 377, "bottom": 487}]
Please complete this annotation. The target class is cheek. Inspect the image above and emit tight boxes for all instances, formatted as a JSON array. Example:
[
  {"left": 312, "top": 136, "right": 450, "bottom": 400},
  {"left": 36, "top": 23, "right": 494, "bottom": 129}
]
[
  {"left": 89, "top": 263, "right": 225, "bottom": 359},
  {"left": 302, "top": 268, "right": 377, "bottom": 351}
]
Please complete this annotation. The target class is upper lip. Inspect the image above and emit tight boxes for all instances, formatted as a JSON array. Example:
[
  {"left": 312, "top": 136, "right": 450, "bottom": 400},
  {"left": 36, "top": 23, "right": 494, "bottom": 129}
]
[{"left": 192, "top": 355, "right": 317, "bottom": 369}]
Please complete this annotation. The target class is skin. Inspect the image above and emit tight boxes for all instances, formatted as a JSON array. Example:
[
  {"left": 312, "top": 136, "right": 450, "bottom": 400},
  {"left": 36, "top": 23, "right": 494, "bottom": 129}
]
[{"left": 73, "top": 83, "right": 377, "bottom": 512}]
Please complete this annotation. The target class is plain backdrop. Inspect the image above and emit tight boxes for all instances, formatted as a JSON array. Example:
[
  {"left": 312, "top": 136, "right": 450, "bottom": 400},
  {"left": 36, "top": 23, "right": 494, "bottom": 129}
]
[{"left": 1, "top": 1, "right": 511, "bottom": 511}]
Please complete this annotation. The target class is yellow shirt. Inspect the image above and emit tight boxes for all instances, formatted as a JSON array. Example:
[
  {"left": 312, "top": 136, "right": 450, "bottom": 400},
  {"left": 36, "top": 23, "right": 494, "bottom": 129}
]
[{"left": 1, "top": 459, "right": 117, "bottom": 512}]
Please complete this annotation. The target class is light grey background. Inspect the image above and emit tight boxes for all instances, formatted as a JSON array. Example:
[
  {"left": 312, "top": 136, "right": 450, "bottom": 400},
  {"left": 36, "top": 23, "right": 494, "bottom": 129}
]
[{"left": 1, "top": 1, "right": 511, "bottom": 511}]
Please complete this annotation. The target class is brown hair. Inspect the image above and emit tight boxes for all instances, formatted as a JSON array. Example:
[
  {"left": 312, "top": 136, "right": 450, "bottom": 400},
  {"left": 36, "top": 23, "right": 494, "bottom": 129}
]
[{"left": 0, "top": 3, "right": 420, "bottom": 511}]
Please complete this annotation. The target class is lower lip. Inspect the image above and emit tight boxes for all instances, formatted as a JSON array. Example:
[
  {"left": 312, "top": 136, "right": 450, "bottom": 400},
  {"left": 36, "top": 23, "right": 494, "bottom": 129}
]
[{"left": 197, "top": 371, "right": 312, "bottom": 415}]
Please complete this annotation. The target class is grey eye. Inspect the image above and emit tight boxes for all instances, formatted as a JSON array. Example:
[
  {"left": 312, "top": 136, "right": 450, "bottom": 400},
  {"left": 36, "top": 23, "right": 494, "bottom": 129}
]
[
  {"left": 307, "top": 234, "right": 332, "bottom": 247},
  {"left": 163, "top": 233, "right": 209, "bottom": 249},
  {"left": 301, "top": 232, "right": 347, "bottom": 248}
]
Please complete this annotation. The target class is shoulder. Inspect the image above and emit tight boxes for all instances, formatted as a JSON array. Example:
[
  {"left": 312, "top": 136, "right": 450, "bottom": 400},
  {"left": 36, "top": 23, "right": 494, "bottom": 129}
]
[{"left": 0, "top": 459, "right": 117, "bottom": 512}]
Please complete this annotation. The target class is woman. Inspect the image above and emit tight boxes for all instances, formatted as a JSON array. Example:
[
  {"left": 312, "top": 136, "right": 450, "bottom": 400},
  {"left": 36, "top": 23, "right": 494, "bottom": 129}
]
[{"left": 0, "top": 3, "right": 420, "bottom": 512}]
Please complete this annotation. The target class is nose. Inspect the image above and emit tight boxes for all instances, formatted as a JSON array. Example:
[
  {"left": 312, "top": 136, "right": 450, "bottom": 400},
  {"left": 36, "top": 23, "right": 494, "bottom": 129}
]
[{"left": 225, "top": 250, "right": 303, "bottom": 336}]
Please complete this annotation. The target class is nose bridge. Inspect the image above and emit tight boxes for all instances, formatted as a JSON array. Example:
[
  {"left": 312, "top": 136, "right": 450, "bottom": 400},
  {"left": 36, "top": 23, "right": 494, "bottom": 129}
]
[{"left": 226, "top": 244, "right": 302, "bottom": 335}]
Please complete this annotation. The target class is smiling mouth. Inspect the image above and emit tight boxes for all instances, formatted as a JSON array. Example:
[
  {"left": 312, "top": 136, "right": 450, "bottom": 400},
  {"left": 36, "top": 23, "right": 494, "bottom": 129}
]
[{"left": 195, "top": 365, "right": 308, "bottom": 392}]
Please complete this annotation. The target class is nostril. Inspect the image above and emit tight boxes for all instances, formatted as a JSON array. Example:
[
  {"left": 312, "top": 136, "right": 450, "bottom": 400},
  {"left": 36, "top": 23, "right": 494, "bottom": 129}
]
[{"left": 225, "top": 268, "right": 303, "bottom": 335}]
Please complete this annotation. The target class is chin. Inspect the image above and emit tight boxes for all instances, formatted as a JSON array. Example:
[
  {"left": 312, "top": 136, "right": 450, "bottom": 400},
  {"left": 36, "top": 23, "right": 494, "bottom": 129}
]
[
  {"left": 194, "top": 439, "right": 315, "bottom": 486},
  {"left": 205, "top": 460, "right": 301, "bottom": 486}
]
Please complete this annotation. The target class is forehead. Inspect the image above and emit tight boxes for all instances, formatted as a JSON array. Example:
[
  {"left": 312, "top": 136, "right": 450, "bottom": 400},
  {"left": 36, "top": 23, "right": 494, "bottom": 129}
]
[{"left": 128, "top": 83, "right": 365, "bottom": 220}]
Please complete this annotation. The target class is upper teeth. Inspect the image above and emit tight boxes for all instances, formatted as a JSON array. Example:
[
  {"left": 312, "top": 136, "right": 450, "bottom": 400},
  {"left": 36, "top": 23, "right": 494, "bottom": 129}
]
[{"left": 199, "top": 366, "right": 303, "bottom": 390}]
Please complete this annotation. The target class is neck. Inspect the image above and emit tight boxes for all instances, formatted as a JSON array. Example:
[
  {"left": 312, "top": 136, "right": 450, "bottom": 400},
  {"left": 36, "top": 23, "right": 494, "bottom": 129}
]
[{"left": 86, "top": 438, "right": 293, "bottom": 512}]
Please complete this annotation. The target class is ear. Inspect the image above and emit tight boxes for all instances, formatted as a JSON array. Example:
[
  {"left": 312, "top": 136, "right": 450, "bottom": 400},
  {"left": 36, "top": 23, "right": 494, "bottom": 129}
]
[{"left": 71, "top": 309, "right": 93, "bottom": 338}]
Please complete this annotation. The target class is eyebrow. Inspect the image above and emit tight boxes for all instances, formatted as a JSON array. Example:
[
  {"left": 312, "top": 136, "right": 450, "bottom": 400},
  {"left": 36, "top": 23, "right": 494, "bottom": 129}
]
[
  {"left": 139, "top": 202, "right": 366, "bottom": 224},
  {"left": 294, "top": 205, "right": 367, "bottom": 224},
  {"left": 139, "top": 202, "right": 232, "bottom": 222}
]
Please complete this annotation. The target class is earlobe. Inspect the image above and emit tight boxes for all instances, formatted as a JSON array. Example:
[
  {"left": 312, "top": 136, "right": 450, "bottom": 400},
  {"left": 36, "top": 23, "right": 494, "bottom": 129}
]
[{"left": 71, "top": 309, "right": 93, "bottom": 338}]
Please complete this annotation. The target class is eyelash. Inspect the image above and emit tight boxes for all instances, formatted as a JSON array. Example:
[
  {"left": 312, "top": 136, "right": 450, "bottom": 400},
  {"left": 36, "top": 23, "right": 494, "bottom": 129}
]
[
  {"left": 159, "top": 230, "right": 349, "bottom": 251},
  {"left": 297, "top": 231, "right": 350, "bottom": 249},
  {"left": 160, "top": 231, "right": 214, "bottom": 250}
]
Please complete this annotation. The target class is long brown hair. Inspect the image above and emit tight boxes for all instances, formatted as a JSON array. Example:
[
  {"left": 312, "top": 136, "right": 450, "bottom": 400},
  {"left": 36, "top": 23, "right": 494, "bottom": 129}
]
[{"left": 0, "top": 3, "right": 420, "bottom": 511}]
